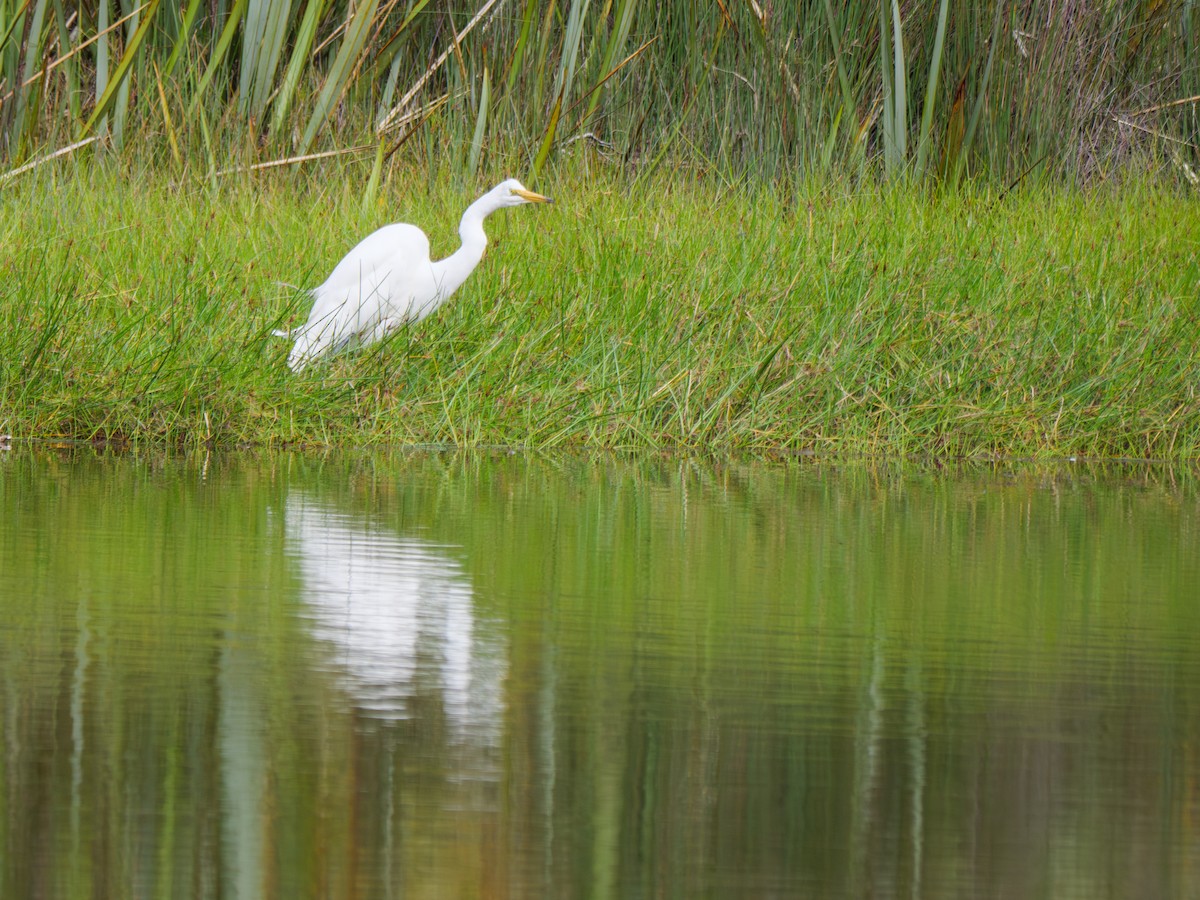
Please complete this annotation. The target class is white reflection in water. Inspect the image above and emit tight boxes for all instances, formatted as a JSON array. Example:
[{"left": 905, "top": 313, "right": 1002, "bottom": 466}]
[{"left": 285, "top": 494, "right": 505, "bottom": 741}]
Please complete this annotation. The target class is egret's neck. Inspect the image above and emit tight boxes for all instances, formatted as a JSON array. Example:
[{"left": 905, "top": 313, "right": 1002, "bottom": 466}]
[{"left": 430, "top": 196, "right": 493, "bottom": 301}]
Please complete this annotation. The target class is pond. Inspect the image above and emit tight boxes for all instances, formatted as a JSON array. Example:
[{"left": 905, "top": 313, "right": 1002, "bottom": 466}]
[{"left": 1, "top": 451, "right": 1198, "bottom": 898}]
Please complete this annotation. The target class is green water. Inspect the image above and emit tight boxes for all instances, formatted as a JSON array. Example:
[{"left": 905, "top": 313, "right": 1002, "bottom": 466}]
[{"left": 1, "top": 451, "right": 1198, "bottom": 899}]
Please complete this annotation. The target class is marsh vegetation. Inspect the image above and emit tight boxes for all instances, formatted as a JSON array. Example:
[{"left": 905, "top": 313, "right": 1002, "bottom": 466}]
[
  {"left": 2, "top": 2, "right": 1198, "bottom": 454},
  {"left": 3, "top": 166, "right": 1198, "bottom": 455}
]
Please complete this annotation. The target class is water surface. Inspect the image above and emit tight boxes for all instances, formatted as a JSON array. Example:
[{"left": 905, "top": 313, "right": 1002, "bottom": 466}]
[{"left": 2, "top": 452, "right": 1198, "bottom": 898}]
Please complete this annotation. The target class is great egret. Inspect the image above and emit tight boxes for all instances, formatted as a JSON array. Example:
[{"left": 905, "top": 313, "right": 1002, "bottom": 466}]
[{"left": 284, "top": 178, "right": 551, "bottom": 371}]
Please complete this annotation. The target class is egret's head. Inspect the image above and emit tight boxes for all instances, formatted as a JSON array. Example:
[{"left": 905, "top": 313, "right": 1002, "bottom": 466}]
[{"left": 496, "top": 178, "right": 552, "bottom": 207}]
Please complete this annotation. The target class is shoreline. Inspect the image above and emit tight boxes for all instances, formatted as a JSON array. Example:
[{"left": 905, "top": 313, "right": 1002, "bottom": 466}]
[{"left": 3, "top": 166, "right": 1198, "bottom": 458}]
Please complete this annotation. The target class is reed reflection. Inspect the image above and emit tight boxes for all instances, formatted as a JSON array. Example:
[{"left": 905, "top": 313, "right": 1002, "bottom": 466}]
[{"left": 1, "top": 454, "right": 1196, "bottom": 900}]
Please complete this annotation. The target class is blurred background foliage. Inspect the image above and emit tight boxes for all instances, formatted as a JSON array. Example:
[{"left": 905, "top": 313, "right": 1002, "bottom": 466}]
[{"left": 1, "top": 0, "right": 1198, "bottom": 183}]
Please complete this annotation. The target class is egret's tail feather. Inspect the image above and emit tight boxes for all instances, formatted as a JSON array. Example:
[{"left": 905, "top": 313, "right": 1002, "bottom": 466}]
[
  {"left": 286, "top": 327, "right": 343, "bottom": 372},
  {"left": 287, "top": 335, "right": 315, "bottom": 372}
]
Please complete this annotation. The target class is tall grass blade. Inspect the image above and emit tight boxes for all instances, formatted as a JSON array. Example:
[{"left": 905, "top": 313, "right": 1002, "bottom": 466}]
[
  {"left": 378, "top": 43, "right": 404, "bottom": 113},
  {"left": 270, "top": 0, "right": 329, "bottom": 136},
  {"left": 821, "top": 103, "right": 842, "bottom": 173},
  {"left": 952, "top": 2, "right": 1003, "bottom": 185},
  {"left": 50, "top": 0, "right": 80, "bottom": 120},
  {"left": 369, "top": 0, "right": 432, "bottom": 121},
  {"left": 878, "top": 0, "right": 896, "bottom": 172},
  {"left": 554, "top": 0, "right": 590, "bottom": 106},
  {"left": 94, "top": 0, "right": 110, "bottom": 136},
  {"left": 466, "top": 65, "right": 490, "bottom": 178},
  {"left": 81, "top": 0, "right": 161, "bottom": 139},
  {"left": 197, "top": 102, "right": 216, "bottom": 186},
  {"left": 914, "top": 0, "right": 948, "bottom": 178},
  {"left": 298, "top": 0, "right": 379, "bottom": 153},
  {"left": 15, "top": 0, "right": 50, "bottom": 150},
  {"left": 110, "top": 0, "right": 142, "bottom": 149},
  {"left": 528, "top": 0, "right": 556, "bottom": 115},
  {"left": 186, "top": 0, "right": 246, "bottom": 118},
  {"left": 580, "top": 0, "right": 636, "bottom": 128},
  {"left": 531, "top": 92, "right": 561, "bottom": 177},
  {"left": 502, "top": 0, "right": 537, "bottom": 96},
  {"left": 154, "top": 62, "right": 182, "bottom": 167},
  {"left": 239, "top": 0, "right": 270, "bottom": 112},
  {"left": 362, "top": 136, "right": 384, "bottom": 212},
  {"left": 940, "top": 75, "right": 965, "bottom": 179},
  {"left": 889, "top": 0, "right": 906, "bottom": 165},
  {"left": 162, "top": 0, "right": 204, "bottom": 76},
  {"left": 528, "top": 0, "right": 588, "bottom": 171},
  {"left": 821, "top": 0, "right": 856, "bottom": 144},
  {"left": 0, "top": 0, "right": 33, "bottom": 58},
  {"left": 241, "top": 0, "right": 293, "bottom": 120},
  {"left": 371, "top": 0, "right": 432, "bottom": 74}
]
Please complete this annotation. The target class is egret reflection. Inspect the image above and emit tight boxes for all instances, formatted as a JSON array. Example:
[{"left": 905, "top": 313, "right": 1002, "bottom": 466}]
[{"left": 285, "top": 494, "right": 505, "bottom": 740}]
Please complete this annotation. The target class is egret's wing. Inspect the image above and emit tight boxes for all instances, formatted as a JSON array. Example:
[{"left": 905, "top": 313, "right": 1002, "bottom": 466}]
[
  {"left": 289, "top": 223, "right": 433, "bottom": 370},
  {"left": 309, "top": 223, "right": 432, "bottom": 327}
]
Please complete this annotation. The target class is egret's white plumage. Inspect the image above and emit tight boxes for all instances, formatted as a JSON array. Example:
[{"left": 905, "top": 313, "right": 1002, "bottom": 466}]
[{"left": 286, "top": 178, "right": 551, "bottom": 371}]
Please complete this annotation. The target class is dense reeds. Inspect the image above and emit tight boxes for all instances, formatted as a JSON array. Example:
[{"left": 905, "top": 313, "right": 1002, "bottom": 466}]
[
  {"left": 1, "top": 0, "right": 1198, "bottom": 183},
  {"left": 3, "top": 161, "right": 1198, "bottom": 455}
]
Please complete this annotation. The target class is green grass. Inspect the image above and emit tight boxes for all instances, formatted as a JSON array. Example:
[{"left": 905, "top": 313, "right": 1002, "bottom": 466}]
[{"left": 2, "top": 158, "right": 1199, "bottom": 456}]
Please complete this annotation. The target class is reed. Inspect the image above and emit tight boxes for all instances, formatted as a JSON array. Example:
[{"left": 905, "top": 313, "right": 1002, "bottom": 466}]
[
  {"left": 1, "top": 1, "right": 1197, "bottom": 184},
  {"left": 2, "top": 158, "right": 1198, "bottom": 457}
]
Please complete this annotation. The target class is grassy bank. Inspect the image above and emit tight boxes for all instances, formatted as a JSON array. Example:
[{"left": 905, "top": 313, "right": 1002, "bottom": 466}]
[{"left": 2, "top": 160, "right": 1199, "bottom": 456}]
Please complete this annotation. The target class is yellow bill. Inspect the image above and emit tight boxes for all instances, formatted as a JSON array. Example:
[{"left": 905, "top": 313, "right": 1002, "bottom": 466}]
[{"left": 512, "top": 187, "right": 552, "bottom": 203}]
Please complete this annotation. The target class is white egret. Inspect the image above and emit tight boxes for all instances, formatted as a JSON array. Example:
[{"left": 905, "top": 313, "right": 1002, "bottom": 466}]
[{"left": 284, "top": 178, "right": 551, "bottom": 371}]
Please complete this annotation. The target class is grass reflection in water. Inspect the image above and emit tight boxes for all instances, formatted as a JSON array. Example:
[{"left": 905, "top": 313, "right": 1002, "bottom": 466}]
[{"left": 1, "top": 452, "right": 1197, "bottom": 898}]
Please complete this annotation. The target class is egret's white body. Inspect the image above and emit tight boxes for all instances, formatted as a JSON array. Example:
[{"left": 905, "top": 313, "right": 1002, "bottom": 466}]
[{"left": 286, "top": 178, "right": 550, "bottom": 371}]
